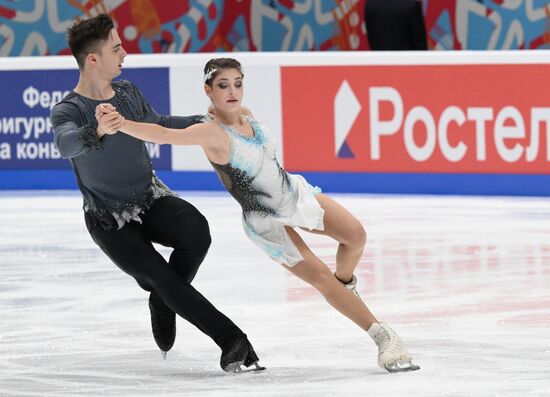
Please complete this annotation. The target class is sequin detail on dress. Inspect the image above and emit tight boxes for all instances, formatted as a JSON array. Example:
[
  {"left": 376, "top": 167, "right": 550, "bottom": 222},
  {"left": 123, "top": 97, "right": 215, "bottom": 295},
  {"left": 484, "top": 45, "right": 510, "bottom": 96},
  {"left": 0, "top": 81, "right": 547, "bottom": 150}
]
[{"left": 211, "top": 117, "right": 324, "bottom": 266}]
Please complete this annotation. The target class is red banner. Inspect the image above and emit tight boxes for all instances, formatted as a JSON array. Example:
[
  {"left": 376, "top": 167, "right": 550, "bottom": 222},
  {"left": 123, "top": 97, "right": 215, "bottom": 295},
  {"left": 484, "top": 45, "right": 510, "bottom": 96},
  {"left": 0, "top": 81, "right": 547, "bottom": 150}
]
[{"left": 281, "top": 65, "right": 550, "bottom": 174}]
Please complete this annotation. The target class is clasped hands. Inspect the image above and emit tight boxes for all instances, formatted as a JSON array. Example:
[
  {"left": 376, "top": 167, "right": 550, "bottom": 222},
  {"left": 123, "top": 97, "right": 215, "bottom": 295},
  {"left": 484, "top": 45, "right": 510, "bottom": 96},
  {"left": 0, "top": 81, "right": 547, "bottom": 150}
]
[{"left": 95, "top": 103, "right": 124, "bottom": 137}]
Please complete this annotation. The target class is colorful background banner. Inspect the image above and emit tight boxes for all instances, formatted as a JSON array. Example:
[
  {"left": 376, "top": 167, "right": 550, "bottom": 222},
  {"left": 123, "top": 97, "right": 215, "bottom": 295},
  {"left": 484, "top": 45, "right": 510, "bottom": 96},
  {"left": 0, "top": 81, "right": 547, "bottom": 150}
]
[{"left": 1, "top": 0, "right": 549, "bottom": 56}]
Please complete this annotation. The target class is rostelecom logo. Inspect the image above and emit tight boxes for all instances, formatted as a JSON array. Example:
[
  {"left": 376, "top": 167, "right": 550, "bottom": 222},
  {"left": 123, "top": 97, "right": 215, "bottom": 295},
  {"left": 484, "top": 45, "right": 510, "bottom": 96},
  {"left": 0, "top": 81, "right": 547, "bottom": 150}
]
[
  {"left": 334, "top": 80, "right": 361, "bottom": 159},
  {"left": 283, "top": 64, "right": 550, "bottom": 173}
]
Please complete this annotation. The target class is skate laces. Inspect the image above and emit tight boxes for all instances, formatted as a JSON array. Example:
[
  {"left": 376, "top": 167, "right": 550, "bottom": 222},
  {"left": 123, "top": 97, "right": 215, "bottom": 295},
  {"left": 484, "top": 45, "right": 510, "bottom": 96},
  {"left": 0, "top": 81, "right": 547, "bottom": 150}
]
[
  {"left": 157, "top": 301, "right": 173, "bottom": 324},
  {"left": 369, "top": 322, "right": 418, "bottom": 372},
  {"left": 374, "top": 323, "right": 409, "bottom": 361},
  {"left": 155, "top": 304, "right": 175, "bottom": 334},
  {"left": 345, "top": 275, "right": 361, "bottom": 299}
]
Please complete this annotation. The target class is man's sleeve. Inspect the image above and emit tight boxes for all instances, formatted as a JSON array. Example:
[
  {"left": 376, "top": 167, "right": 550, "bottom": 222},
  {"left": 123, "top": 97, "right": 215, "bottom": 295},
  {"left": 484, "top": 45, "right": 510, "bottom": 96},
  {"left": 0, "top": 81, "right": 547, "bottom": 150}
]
[
  {"left": 50, "top": 102, "right": 102, "bottom": 159},
  {"left": 158, "top": 114, "right": 205, "bottom": 129},
  {"left": 129, "top": 80, "right": 205, "bottom": 129}
]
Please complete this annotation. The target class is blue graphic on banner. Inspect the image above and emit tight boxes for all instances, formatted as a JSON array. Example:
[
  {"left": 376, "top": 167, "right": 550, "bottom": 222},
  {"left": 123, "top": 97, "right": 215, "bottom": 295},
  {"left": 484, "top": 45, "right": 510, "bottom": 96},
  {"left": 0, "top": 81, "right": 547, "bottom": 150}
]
[{"left": 0, "top": 67, "right": 171, "bottom": 170}]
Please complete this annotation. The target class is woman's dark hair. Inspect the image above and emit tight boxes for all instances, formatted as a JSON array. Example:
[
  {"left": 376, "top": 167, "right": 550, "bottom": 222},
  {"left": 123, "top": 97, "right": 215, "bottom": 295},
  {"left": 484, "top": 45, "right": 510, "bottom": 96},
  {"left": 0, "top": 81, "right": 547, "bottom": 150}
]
[
  {"left": 203, "top": 58, "right": 243, "bottom": 86},
  {"left": 67, "top": 14, "right": 115, "bottom": 70}
]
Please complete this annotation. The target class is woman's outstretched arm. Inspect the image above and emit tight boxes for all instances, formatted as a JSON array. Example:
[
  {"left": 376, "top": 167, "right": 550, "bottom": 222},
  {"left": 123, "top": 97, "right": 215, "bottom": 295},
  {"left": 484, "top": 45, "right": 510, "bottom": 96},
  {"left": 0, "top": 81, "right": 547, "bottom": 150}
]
[
  {"left": 96, "top": 103, "right": 224, "bottom": 162},
  {"left": 120, "top": 118, "right": 211, "bottom": 147},
  {"left": 96, "top": 102, "right": 212, "bottom": 147}
]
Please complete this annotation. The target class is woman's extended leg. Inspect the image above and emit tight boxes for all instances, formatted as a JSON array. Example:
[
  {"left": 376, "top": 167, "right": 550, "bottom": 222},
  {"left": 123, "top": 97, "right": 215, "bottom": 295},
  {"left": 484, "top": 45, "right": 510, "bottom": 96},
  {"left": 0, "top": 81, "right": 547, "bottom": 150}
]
[{"left": 286, "top": 202, "right": 420, "bottom": 372}]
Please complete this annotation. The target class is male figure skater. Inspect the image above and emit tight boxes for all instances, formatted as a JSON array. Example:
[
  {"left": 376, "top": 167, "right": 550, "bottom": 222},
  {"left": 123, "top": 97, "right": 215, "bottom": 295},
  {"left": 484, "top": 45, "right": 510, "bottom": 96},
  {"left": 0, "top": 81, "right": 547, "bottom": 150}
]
[{"left": 50, "top": 14, "right": 261, "bottom": 373}]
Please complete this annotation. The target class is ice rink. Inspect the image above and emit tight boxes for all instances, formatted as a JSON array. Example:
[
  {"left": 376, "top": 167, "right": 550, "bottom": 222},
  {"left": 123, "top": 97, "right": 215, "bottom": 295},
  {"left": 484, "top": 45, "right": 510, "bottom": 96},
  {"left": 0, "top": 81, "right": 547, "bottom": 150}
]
[{"left": 0, "top": 191, "right": 549, "bottom": 396}]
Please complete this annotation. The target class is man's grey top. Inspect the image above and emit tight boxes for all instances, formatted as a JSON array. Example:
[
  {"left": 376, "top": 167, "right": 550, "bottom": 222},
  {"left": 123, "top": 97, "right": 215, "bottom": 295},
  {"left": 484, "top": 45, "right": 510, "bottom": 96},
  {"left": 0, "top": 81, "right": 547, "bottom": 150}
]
[{"left": 50, "top": 79, "right": 202, "bottom": 231}]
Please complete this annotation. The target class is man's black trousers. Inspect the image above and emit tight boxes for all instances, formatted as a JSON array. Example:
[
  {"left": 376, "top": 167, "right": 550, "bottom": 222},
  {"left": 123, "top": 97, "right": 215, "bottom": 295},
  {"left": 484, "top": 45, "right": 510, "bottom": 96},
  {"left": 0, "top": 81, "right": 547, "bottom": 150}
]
[{"left": 85, "top": 196, "right": 242, "bottom": 347}]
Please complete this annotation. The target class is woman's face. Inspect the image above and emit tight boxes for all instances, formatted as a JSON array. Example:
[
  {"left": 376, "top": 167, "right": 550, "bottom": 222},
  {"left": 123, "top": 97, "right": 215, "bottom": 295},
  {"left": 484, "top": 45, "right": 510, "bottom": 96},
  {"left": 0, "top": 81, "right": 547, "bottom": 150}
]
[{"left": 205, "top": 68, "right": 243, "bottom": 113}]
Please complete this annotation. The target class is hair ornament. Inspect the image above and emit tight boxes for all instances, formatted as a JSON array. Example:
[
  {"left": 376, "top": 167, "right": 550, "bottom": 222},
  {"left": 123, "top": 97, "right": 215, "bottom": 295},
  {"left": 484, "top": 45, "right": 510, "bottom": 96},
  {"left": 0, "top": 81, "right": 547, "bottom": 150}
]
[{"left": 204, "top": 68, "right": 217, "bottom": 82}]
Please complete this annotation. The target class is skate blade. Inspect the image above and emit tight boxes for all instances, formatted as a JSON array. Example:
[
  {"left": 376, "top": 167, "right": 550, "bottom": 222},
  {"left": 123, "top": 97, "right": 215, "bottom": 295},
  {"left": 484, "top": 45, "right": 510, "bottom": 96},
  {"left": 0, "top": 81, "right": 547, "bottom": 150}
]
[
  {"left": 237, "top": 363, "right": 266, "bottom": 373},
  {"left": 161, "top": 351, "right": 168, "bottom": 360},
  {"left": 249, "top": 363, "right": 266, "bottom": 372},
  {"left": 384, "top": 360, "right": 420, "bottom": 373},
  {"left": 225, "top": 362, "right": 266, "bottom": 374},
  {"left": 223, "top": 360, "right": 245, "bottom": 373}
]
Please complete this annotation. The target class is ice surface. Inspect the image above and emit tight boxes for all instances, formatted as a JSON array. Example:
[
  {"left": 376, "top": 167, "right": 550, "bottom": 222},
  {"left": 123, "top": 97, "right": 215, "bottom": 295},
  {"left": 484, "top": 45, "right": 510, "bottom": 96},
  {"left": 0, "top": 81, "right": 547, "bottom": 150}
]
[{"left": 1, "top": 191, "right": 549, "bottom": 396}]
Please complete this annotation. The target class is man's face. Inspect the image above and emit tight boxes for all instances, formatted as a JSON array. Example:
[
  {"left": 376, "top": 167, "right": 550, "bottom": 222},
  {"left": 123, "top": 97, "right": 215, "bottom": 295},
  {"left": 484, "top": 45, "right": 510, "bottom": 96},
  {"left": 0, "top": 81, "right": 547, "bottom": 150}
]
[{"left": 95, "top": 29, "right": 127, "bottom": 79}]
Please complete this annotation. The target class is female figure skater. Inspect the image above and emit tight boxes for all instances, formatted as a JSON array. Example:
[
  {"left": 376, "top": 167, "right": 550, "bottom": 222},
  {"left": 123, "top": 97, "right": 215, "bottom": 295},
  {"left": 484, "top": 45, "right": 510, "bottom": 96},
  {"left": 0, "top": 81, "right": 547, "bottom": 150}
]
[{"left": 97, "top": 58, "right": 419, "bottom": 373}]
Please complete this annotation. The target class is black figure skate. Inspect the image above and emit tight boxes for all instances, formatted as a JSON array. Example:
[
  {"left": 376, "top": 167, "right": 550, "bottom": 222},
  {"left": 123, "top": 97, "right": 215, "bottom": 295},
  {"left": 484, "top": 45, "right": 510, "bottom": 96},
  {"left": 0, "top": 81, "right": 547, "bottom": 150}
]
[{"left": 149, "top": 291, "right": 176, "bottom": 359}]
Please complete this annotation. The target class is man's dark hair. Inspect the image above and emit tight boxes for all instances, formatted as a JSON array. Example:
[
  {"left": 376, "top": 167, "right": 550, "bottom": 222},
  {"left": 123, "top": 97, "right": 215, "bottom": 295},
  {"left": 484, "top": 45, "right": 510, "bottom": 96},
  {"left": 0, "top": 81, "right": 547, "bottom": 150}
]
[
  {"left": 204, "top": 58, "right": 244, "bottom": 86},
  {"left": 67, "top": 14, "right": 115, "bottom": 70}
]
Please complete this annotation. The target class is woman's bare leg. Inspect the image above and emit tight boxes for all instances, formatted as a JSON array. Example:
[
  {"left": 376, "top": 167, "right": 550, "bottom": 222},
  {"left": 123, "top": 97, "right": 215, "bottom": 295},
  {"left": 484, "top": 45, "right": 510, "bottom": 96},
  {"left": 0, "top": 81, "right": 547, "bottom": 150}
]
[
  {"left": 284, "top": 226, "right": 420, "bottom": 372},
  {"left": 306, "top": 193, "right": 367, "bottom": 284},
  {"left": 283, "top": 226, "right": 377, "bottom": 331},
  {"left": 289, "top": 194, "right": 420, "bottom": 372}
]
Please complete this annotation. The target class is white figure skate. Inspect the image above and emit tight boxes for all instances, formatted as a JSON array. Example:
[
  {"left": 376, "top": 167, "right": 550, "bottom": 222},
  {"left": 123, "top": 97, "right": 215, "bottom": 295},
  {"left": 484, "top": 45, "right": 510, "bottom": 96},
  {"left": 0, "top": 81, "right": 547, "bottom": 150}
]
[{"left": 368, "top": 322, "right": 420, "bottom": 373}]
